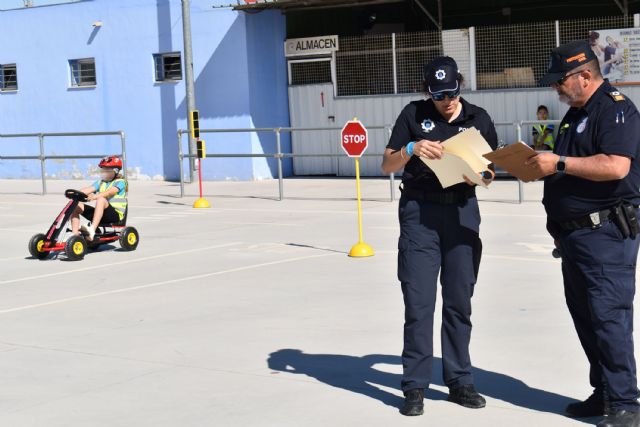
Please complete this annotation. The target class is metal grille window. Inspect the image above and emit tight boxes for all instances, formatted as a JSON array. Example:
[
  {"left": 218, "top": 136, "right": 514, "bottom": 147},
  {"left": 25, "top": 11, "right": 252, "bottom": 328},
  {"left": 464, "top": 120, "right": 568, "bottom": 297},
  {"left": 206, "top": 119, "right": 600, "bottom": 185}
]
[
  {"left": 0, "top": 64, "right": 18, "bottom": 91},
  {"left": 336, "top": 34, "right": 394, "bottom": 96},
  {"left": 154, "top": 52, "right": 183, "bottom": 82},
  {"left": 560, "top": 16, "right": 634, "bottom": 45},
  {"left": 475, "top": 22, "right": 556, "bottom": 90},
  {"left": 396, "top": 32, "right": 443, "bottom": 94},
  {"left": 69, "top": 58, "right": 96, "bottom": 87},
  {"left": 289, "top": 59, "right": 332, "bottom": 85}
]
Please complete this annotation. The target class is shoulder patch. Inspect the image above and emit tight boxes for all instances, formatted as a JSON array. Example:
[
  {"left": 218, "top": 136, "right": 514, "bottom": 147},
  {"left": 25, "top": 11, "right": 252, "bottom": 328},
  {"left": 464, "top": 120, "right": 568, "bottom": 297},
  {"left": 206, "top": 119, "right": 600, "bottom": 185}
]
[{"left": 608, "top": 91, "right": 625, "bottom": 102}]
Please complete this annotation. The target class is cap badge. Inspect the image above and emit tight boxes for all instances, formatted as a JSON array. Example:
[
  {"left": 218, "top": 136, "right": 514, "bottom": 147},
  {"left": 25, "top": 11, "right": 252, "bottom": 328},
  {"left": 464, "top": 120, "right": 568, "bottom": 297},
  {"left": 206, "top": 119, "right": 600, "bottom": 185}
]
[{"left": 434, "top": 69, "right": 446, "bottom": 80}]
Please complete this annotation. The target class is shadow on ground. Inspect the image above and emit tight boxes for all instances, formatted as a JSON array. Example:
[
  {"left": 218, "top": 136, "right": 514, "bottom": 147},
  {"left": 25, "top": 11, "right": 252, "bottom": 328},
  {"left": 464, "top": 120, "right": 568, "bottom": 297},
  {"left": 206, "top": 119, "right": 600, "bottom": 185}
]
[{"left": 267, "top": 349, "right": 593, "bottom": 424}]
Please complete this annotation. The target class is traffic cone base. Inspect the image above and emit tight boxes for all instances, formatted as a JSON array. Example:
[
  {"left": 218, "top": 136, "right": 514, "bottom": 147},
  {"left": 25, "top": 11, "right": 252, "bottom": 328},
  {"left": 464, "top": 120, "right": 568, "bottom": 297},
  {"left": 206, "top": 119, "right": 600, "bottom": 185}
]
[
  {"left": 193, "top": 198, "right": 211, "bottom": 208},
  {"left": 349, "top": 242, "right": 374, "bottom": 257}
]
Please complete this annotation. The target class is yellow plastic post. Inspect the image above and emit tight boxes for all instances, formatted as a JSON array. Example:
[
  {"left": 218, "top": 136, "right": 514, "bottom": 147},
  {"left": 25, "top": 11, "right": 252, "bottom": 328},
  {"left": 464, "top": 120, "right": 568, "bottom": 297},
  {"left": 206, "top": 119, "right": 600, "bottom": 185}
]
[
  {"left": 193, "top": 158, "right": 211, "bottom": 208},
  {"left": 349, "top": 157, "right": 374, "bottom": 257}
]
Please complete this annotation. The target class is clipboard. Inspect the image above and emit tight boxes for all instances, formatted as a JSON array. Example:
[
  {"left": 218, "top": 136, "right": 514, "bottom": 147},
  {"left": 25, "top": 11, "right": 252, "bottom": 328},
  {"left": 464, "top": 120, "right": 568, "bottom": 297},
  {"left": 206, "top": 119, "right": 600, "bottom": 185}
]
[{"left": 482, "top": 142, "right": 544, "bottom": 182}]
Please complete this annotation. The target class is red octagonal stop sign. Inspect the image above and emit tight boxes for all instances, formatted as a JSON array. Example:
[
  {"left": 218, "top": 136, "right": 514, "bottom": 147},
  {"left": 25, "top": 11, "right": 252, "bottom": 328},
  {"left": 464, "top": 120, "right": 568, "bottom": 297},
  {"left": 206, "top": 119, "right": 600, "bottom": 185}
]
[{"left": 341, "top": 119, "right": 368, "bottom": 158}]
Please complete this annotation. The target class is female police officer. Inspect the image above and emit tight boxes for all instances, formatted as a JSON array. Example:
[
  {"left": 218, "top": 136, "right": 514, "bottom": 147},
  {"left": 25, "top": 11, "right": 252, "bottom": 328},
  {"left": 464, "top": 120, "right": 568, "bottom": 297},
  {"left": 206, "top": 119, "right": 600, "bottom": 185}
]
[{"left": 381, "top": 56, "right": 497, "bottom": 416}]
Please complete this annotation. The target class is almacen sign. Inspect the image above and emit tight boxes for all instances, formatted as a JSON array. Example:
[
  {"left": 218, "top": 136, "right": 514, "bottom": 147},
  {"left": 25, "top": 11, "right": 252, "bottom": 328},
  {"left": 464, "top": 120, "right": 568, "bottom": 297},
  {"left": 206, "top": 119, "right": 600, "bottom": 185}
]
[{"left": 285, "top": 35, "right": 339, "bottom": 57}]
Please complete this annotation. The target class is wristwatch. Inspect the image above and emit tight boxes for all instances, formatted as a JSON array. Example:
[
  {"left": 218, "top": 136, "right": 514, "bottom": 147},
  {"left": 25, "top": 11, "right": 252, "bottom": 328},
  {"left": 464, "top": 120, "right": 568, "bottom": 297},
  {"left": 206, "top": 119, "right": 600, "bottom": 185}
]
[{"left": 556, "top": 156, "right": 567, "bottom": 174}]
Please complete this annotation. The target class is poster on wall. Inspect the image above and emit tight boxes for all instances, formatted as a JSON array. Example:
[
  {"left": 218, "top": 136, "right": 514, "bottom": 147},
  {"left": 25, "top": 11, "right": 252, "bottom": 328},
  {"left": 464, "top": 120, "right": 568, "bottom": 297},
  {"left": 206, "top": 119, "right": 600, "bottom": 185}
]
[{"left": 589, "top": 28, "right": 640, "bottom": 84}]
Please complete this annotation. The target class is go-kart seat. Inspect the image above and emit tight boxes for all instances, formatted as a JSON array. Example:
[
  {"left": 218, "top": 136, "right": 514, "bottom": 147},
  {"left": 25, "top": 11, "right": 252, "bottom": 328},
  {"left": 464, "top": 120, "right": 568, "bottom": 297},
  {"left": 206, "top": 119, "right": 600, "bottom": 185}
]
[{"left": 100, "top": 206, "right": 128, "bottom": 228}]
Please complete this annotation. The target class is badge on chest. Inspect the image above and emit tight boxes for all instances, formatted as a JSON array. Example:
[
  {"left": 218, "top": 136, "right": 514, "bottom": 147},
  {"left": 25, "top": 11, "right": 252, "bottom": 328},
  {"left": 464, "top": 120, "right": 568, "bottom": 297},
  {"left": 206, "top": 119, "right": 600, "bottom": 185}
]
[{"left": 421, "top": 119, "right": 435, "bottom": 133}]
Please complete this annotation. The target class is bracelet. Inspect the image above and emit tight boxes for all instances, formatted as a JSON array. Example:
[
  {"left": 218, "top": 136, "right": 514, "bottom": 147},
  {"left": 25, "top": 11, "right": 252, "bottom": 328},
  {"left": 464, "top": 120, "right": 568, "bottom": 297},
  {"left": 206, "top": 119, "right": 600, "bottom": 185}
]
[
  {"left": 399, "top": 146, "right": 406, "bottom": 160},
  {"left": 406, "top": 141, "right": 416, "bottom": 156}
]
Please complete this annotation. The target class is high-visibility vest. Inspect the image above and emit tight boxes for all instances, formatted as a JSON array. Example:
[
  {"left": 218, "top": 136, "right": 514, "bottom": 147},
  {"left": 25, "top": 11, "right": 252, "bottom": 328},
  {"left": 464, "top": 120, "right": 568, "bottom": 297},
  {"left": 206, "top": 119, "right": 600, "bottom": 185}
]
[
  {"left": 533, "top": 124, "right": 555, "bottom": 149},
  {"left": 99, "top": 178, "right": 128, "bottom": 220}
]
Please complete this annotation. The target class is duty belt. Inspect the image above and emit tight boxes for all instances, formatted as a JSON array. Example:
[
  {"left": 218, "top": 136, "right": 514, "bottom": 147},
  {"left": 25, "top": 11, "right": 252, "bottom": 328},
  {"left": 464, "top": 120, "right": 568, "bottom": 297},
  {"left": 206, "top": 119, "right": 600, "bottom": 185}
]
[
  {"left": 558, "top": 208, "right": 616, "bottom": 231},
  {"left": 400, "top": 185, "right": 475, "bottom": 205}
]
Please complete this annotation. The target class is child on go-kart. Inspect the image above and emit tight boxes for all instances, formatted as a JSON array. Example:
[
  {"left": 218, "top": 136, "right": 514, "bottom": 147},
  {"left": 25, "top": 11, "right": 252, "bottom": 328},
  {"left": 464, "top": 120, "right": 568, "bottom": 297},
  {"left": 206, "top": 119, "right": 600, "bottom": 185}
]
[{"left": 70, "top": 156, "right": 128, "bottom": 241}]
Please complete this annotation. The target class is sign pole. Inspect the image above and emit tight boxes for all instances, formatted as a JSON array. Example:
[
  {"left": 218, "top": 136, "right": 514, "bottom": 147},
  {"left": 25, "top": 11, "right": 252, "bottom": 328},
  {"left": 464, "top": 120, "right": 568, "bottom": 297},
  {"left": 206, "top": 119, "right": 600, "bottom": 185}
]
[{"left": 342, "top": 117, "right": 374, "bottom": 258}]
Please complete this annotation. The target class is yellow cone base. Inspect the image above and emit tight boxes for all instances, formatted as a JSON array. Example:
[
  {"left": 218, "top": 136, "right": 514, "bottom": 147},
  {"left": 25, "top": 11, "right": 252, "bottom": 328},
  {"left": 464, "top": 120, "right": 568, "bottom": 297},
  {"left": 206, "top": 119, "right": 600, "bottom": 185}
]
[
  {"left": 348, "top": 242, "right": 375, "bottom": 257},
  {"left": 193, "top": 198, "right": 211, "bottom": 208}
]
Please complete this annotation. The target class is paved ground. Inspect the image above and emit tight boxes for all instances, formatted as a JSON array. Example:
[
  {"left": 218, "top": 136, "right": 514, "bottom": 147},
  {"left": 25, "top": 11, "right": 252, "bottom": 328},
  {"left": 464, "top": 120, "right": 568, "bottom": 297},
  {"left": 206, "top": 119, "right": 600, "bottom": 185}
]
[{"left": 0, "top": 177, "right": 628, "bottom": 426}]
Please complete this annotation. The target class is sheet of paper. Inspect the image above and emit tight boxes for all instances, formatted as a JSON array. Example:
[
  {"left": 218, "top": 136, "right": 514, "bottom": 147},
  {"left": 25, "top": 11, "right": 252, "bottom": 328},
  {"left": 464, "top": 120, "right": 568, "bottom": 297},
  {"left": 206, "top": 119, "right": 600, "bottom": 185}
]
[
  {"left": 421, "top": 153, "right": 488, "bottom": 189},
  {"left": 441, "top": 127, "right": 493, "bottom": 172}
]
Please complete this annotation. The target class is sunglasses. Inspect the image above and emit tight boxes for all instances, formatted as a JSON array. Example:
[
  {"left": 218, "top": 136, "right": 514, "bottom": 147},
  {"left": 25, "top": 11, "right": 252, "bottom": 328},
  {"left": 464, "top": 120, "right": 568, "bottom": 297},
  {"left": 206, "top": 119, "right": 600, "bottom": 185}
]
[
  {"left": 430, "top": 88, "right": 460, "bottom": 101},
  {"left": 554, "top": 70, "right": 584, "bottom": 86}
]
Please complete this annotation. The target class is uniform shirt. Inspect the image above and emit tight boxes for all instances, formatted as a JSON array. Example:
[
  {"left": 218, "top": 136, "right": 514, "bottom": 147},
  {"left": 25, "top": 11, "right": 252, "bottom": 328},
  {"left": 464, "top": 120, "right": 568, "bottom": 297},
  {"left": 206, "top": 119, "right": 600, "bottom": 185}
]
[
  {"left": 543, "top": 81, "right": 640, "bottom": 221},
  {"left": 386, "top": 97, "right": 498, "bottom": 194}
]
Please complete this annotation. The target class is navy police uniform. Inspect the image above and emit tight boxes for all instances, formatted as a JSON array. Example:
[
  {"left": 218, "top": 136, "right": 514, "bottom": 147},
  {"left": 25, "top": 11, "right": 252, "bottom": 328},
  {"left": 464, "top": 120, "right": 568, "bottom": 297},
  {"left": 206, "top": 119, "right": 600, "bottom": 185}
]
[
  {"left": 542, "top": 44, "right": 640, "bottom": 412},
  {"left": 388, "top": 78, "right": 497, "bottom": 391},
  {"left": 545, "top": 81, "right": 640, "bottom": 412}
]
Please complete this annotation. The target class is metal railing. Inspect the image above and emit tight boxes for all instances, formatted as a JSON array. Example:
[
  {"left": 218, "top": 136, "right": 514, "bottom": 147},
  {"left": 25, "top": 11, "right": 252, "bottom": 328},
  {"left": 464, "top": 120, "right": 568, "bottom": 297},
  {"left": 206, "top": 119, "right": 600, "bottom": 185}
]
[
  {"left": 177, "top": 126, "right": 397, "bottom": 201},
  {"left": 0, "top": 131, "right": 126, "bottom": 195},
  {"left": 514, "top": 119, "right": 562, "bottom": 203},
  {"left": 177, "top": 121, "right": 563, "bottom": 204}
]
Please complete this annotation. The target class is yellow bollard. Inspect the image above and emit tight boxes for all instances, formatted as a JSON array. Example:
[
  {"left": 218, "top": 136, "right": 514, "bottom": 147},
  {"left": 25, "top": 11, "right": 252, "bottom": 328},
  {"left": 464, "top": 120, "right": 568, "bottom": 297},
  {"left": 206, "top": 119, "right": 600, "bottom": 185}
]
[
  {"left": 348, "top": 157, "right": 374, "bottom": 257},
  {"left": 193, "top": 156, "right": 211, "bottom": 208}
]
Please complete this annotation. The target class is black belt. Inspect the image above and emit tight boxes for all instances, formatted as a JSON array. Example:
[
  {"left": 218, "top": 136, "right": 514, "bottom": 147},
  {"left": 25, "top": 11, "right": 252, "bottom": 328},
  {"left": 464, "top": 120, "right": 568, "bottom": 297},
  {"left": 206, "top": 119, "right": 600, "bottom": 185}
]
[
  {"left": 557, "top": 208, "right": 616, "bottom": 231},
  {"left": 400, "top": 185, "right": 475, "bottom": 205}
]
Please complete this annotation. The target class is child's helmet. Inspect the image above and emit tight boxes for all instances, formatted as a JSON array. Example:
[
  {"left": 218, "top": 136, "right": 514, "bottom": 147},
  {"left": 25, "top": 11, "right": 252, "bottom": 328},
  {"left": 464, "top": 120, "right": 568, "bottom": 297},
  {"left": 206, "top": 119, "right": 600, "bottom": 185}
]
[{"left": 99, "top": 156, "right": 123, "bottom": 171}]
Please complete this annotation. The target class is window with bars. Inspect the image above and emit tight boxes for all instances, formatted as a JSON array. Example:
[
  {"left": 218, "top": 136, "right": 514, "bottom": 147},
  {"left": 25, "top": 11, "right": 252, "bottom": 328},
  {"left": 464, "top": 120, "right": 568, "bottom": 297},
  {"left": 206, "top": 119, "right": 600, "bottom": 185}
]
[
  {"left": 154, "top": 52, "right": 183, "bottom": 82},
  {"left": 69, "top": 58, "right": 96, "bottom": 87},
  {"left": 289, "top": 59, "right": 332, "bottom": 85},
  {"left": 0, "top": 64, "right": 18, "bottom": 91}
]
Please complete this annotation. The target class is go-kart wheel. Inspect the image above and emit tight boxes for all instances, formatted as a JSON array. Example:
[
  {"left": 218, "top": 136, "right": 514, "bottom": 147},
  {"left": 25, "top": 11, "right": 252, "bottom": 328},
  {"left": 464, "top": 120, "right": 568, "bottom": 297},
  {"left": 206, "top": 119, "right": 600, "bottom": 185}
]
[
  {"left": 119, "top": 227, "right": 139, "bottom": 251},
  {"left": 65, "top": 235, "right": 87, "bottom": 261},
  {"left": 28, "top": 233, "right": 49, "bottom": 260}
]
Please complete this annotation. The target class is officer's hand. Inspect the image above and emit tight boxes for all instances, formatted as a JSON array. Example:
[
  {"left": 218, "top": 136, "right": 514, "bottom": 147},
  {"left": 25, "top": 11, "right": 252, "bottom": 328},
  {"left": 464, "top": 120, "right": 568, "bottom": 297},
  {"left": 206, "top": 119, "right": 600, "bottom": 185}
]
[
  {"left": 87, "top": 193, "right": 97, "bottom": 201},
  {"left": 414, "top": 140, "right": 443, "bottom": 160},
  {"left": 524, "top": 153, "right": 560, "bottom": 181}
]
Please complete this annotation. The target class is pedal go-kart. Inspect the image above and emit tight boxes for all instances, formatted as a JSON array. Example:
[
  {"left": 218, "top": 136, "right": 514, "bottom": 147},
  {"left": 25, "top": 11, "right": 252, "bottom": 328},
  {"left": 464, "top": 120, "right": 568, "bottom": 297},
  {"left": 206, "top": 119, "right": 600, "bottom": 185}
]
[{"left": 28, "top": 189, "right": 139, "bottom": 261}]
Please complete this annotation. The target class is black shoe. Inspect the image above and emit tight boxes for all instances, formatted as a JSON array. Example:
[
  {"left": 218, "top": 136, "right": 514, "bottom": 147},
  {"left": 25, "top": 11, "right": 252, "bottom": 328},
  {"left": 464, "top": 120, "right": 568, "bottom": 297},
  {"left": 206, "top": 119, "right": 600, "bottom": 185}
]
[
  {"left": 566, "top": 392, "right": 607, "bottom": 417},
  {"left": 400, "top": 388, "right": 424, "bottom": 416},
  {"left": 597, "top": 409, "right": 640, "bottom": 427},
  {"left": 447, "top": 384, "right": 486, "bottom": 409}
]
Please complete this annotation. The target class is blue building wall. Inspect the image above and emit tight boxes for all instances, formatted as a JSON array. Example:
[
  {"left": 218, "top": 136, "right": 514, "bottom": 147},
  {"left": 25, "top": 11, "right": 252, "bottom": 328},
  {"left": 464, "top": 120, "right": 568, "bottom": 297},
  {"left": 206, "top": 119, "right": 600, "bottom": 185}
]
[{"left": 0, "top": 0, "right": 292, "bottom": 181}]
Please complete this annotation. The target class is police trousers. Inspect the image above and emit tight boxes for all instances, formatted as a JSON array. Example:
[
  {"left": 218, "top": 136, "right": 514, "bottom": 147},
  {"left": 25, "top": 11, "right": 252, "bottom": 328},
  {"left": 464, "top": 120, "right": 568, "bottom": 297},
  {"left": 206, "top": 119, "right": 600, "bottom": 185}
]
[
  {"left": 398, "top": 195, "right": 482, "bottom": 392},
  {"left": 558, "top": 219, "right": 640, "bottom": 411}
]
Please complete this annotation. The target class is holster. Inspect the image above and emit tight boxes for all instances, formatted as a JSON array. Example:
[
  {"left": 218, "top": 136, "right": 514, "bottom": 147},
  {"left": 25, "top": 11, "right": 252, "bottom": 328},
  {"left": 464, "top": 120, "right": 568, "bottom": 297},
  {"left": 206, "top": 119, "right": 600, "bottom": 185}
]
[
  {"left": 613, "top": 205, "right": 631, "bottom": 239},
  {"left": 622, "top": 202, "right": 639, "bottom": 239}
]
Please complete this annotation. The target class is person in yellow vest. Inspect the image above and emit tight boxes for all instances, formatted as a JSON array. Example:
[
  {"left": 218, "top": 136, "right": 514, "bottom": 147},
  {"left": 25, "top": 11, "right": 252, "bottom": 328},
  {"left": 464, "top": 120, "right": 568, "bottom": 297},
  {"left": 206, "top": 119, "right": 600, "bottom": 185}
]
[
  {"left": 70, "top": 156, "right": 128, "bottom": 241},
  {"left": 531, "top": 105, "right": 555, "bottom": 151}
]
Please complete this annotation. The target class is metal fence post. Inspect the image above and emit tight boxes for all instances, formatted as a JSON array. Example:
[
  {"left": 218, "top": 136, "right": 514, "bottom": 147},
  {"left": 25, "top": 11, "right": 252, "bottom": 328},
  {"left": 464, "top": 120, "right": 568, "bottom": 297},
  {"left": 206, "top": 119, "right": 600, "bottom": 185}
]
[
  {"left": 392, "top": 33, "right": 398, "bottom": 95},
  {"left": 387, "top": 126, "right": 395, "bottom": 202},
  {"left": 275, "top": 128, "right": 284, "bottom": 201},
  {"left": 468, "top": 26, "right": 477, "bottom": 91},
  {"left": 516, "top": 122, "right": 524, "bottom": 204},
  {"left": 120, "top": 131, "right": 127, "bottom": 178},
  {"left": 38, "top": 133, "right": 46, "bottom": 195},
  {"left": 177, "top": 130, "right": 185, "bottom": 198}
]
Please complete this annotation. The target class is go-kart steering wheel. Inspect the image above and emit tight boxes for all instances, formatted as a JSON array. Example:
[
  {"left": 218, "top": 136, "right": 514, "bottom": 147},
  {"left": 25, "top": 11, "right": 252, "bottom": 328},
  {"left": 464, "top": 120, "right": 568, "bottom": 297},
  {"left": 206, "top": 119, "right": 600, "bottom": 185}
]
[{"left": 65, "top": 189, "right": 88, "bottom": 202}]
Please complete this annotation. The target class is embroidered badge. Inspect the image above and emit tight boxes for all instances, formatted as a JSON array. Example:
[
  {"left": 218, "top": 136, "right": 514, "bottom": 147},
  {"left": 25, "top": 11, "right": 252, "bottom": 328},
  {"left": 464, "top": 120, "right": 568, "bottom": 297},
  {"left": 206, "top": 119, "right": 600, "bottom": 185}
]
[
  {"left": 421, "top": 119, "right": 435, "bottom": 133},
  {"left": 435, "top": 69, "right": 446, "bottom": 80},
  {"left": 608, "top": 91, "right": 625, "bottom": 102},
  {"left": 576, "top": 117, "right": 588, "bottom": 134}
]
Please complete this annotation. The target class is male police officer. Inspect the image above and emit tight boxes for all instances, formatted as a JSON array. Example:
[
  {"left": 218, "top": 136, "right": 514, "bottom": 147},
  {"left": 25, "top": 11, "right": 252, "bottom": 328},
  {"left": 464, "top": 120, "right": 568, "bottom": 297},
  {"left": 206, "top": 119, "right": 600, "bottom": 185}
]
[{"left": 527, "top": 40, "right": 640, "bottom": 427}]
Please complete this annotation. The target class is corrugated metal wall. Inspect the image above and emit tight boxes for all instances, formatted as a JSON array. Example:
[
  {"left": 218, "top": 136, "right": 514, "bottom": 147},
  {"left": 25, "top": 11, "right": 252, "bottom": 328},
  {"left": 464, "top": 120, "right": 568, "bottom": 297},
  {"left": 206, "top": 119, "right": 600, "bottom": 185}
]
[{"left": 289, "top": 84, "right": 640, "bottom": 176}]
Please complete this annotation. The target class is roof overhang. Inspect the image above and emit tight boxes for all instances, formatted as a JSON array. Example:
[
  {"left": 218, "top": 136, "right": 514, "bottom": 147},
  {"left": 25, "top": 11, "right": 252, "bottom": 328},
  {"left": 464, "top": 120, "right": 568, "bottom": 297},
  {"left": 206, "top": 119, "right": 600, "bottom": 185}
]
[{"left": 219, "top": 0, "right": 405, "bottom": 12}]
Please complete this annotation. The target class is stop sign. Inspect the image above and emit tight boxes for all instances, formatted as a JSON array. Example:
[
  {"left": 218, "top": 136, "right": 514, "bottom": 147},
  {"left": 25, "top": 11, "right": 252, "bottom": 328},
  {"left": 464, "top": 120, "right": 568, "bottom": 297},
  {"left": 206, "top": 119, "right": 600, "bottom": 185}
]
[{"left": 341, "top": 120, "right": 368, "bottom": 158}]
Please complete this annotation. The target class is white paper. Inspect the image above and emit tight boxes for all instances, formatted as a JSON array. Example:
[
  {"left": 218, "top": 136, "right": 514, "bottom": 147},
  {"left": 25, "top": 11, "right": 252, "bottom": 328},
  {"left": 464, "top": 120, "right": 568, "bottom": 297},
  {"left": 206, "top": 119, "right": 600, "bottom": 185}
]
[
  {"left": 421, "top": 153, "right": 488, "bottom": 189},
  {"left": 441, "top": 127, "right": 493, "bottom": 171}
]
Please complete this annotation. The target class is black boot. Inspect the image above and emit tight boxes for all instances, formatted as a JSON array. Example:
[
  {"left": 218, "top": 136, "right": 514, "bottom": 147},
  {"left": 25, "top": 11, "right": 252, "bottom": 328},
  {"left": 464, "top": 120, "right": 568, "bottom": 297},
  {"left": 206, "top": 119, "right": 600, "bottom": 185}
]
[
  {"left": 447, "top": 384, "right": 486, "bottom": 409},
  {"left": 400, "top": 388, "right": 424, "bottom": 416},
  {"left": 566, "top": 392, "right": 607, "bottom": 417},
  {"left": 596, "top": 409, "right": 640, "bottom": 427}
]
